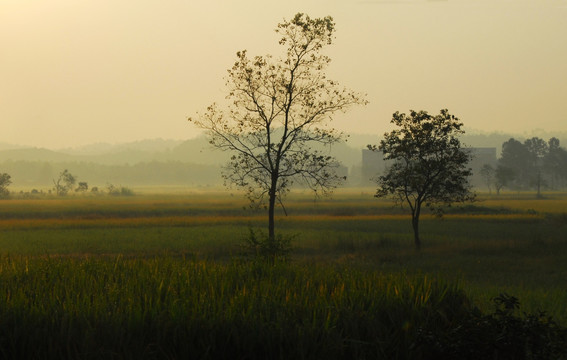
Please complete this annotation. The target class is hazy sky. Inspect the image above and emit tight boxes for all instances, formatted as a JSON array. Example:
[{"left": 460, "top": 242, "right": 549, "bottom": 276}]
[{"left": 2, "top": 0, "right": 566, "bottom": 149}]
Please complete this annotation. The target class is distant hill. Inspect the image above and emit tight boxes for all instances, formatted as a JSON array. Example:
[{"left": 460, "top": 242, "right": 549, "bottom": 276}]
[
  {"left": 0, "top": 148, "right": 76, "bottom": 163},
  {"left": 0, "top": 137, "right": 227, "bottom": 187},
  {"left": 0, "top": 136, "right": 359, "bottom": 167},
  {"left": 2, "top": 131, "right": 566, "bottom": 189},
  {"left": 59, "top": 138, "right": 186, "bottom": 156},
  {"left": 3, "top": 130, "right": 566, "bottom": 166},
  {"left": 0, "top": 137, "right": 224, "bottom": 166},
  {"left": 0, "top": 142, "right": 25, "bottom": 151}
]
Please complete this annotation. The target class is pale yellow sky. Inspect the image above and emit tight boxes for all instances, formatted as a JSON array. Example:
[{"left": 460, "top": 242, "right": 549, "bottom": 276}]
[{"left": 1, "top": 0, "right": 566, "bottom": 148}]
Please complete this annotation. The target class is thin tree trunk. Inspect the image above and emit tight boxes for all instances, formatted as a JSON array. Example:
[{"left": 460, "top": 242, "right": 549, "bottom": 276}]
[
  {"left": 411, "top": 203, "right": 422, "bottom": 251},
  {"left": 266, "top": 184, "right": 277, "bottom": 263},
  {"left": 412, "top": 215, "right": 421, "bottom": 251},
  {"left": 268, "top": 171, "right": 278, "bottom": 242},
  {"left": 268, "top": 190, "right": 276, "bottom": 243},
  {"left": 536, "top": 171, "right": 542, "bottom": 198}
]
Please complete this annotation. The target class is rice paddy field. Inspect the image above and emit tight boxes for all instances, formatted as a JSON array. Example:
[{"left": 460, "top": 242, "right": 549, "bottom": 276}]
[{"left": 0, "top": 189, "right": 566, "bottom": 359}]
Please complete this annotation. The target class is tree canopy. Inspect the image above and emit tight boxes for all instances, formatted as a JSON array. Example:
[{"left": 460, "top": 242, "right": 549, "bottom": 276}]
[
  {"left": 498, "top": 137, "right": 567, "bottom": 195},
  {"left": 0, "top": 173, "right": 12, "bottom": 199},
  {"left": 370, "top": 109, "right": 474, "bottom": 250}
]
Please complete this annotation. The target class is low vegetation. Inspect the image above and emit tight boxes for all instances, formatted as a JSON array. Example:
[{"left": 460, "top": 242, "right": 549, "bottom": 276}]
[{"left": 0, "top": 191, "right": 565, "bottom": 358}]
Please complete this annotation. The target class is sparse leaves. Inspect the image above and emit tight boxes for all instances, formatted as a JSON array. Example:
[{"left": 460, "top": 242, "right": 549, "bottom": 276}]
[{"left": 190, "top": 13, "right": 367, "bottom": 246}]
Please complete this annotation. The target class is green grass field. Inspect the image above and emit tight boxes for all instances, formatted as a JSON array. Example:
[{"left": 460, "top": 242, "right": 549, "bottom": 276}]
[{"left": 0, "top": 190, "right": 566, "bottom": 358}]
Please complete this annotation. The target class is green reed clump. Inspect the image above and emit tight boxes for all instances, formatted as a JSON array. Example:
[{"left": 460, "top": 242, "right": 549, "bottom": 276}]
[{"left": 0, "top": 255, "right": 476, "bottom": 359}]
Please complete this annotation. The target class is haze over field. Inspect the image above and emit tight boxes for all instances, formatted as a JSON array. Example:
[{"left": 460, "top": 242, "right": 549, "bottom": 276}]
[{"left": 1, "top": 0, "right": 566, "bottom": 149}]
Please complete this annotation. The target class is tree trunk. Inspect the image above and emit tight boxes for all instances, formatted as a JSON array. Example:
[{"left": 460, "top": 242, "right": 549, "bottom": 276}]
[
  {"left": 266, "top": 183, "right": 277, "bottom": 263},
  {"left": 536, "top": 171, "right": 542, "bottom": 198},
  {"left": 411, "top": 215, "right": 421, "bottom": 251},
  {"left": 268, "top": 184, "right": 277, "bottom": 244},
  {"left": 411, "top": 202, "right": 422, "bottom": 251}
]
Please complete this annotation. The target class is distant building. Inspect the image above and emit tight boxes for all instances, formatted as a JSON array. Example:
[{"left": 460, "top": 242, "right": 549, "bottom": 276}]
[{"left": 361, "top": 149, "right": 386, "bottom": 186}]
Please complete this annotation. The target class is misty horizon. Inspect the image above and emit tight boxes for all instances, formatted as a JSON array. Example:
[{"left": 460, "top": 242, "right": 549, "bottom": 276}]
[{"left": 2, "top": 128, "right": 567, "bottom": 153}]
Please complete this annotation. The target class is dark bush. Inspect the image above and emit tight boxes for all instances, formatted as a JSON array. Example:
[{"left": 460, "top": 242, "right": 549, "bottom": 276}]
[{"left": 415, "top": 293, "right": 567, "bottom": 359}]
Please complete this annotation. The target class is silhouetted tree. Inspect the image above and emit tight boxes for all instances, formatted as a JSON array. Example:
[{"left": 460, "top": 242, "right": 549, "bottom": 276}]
[
  {"left": 190, "top": 13, "right": 367, "bottom": 251},
  {"left": 369, "top": 109, "right": 474, "bottom": 250},
  {"left": 0, "top": 173, "right": 12, "bottom": 199},
  {"left": 524, "top": 137, "right": 548, "bottom": 198},
  {"left": 544, "top": 137, "right": 567, "bottom": 189},
  {"left": 494, "top": 165, "right": 515, "bottom": 195},
  {"left": 53, "top": 169, "right": 76, "bottom": 196},
  {"left": 75, "top": 182, "right": 88, "bottom": 193},
  {"left": 499, "top": 138, "right": 530, "bottom": 190},
  {"left": 480, "top": 164, "right": 495, "bottom": 194},
  {"left": 497, "top": 137, "right": 567, "bottom": 194}
]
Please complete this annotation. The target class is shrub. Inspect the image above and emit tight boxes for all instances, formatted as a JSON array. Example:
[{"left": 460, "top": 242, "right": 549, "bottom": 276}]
[
  {"left": 240, "top": 227, "right": 294, "bottom": 262},
  {"left": 106, "top": 183, "right": 134, "bottom": 196},
  {"left": 415, "top": 293, "right": 567, "bottom": 359},
  {"left": 120, "top": 186, "right": 134, "bottom": 196}
]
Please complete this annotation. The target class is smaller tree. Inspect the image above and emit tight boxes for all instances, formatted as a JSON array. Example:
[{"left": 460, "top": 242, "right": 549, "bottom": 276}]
[
  {"left": 479, "top": 164, "right": 495, "bottom": 194},
  {"left": 544, "top": 137, "right": 567, "bottom": 190},
  {"left": 75, "top": 182, "right": 89, "bottom": 193},
  {"left": 53, "top": 169, "right": 76, "bottom": 196},
  {"left": 369, "top": 109, "right": 474, "bottom": 250},
  {"left": 494, "top": 165, "right": 515, "bottom": 195},
  {"left": 0, "top": 173, "right": 12, "bottom": 199},
  {"left": 499, "top": 138, "right": 530, "bottom": 190},
  {"left": 524, "top": 137, "right": 548, "bottom": 198}
]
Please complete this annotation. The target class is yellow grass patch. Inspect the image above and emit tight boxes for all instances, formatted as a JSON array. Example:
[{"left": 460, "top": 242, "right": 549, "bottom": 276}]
[
  {"left": 0, "top": 212, "right": 547, "bottom": 231},
  {"left": 441, "top": 213, "right": 545, "bottom": 221},
  {"left": 0, "top": 215, "right": 261, "bottom": 230}
]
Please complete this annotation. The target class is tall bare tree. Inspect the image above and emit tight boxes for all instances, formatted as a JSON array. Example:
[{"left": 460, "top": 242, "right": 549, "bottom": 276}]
[{"left": 190, "top": 13, "right": 367, "bottom": 247}]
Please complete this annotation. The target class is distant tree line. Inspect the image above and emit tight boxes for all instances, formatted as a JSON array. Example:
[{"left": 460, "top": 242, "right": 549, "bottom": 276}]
[
  {"left": 0, "top": 161, "right": 222, "bottom": 189},
  {"left": 0, "top": 168, "right": 137, "bottom": 198},
  {"left": 0, "top": 173, "right": 11, "bottom": 198},
  {"left": 480, "top": 137, "right": 567, "bottom": 196}
]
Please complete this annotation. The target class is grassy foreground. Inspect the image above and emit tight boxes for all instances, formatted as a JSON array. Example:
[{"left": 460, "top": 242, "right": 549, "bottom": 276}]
[
  {"left": 0, "top": 191, "right": 566, "bottom": 358},
  {"left": 0, "top": 257, "right": 474, "bottom": 359}
]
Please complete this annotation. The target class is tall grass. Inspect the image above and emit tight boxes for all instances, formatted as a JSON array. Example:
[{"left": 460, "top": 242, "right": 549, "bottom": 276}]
[{"left": 0, "top": 256, "right": 470, "bottom": 359}]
